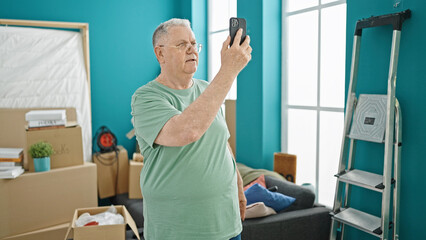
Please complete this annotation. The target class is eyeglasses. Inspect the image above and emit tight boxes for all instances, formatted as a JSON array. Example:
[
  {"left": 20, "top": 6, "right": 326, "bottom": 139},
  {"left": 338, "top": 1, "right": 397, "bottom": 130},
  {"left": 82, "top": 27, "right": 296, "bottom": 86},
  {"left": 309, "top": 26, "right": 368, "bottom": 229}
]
[{"left": 159, "top": 42, "right": 202, "bottom": 53}]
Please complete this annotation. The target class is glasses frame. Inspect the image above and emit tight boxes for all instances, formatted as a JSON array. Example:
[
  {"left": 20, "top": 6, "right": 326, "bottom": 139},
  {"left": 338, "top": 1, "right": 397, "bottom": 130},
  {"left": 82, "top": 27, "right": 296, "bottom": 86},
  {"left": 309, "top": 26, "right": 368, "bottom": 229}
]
[{"left": 158, "top": 42, "right": 202, "bottom": 53}]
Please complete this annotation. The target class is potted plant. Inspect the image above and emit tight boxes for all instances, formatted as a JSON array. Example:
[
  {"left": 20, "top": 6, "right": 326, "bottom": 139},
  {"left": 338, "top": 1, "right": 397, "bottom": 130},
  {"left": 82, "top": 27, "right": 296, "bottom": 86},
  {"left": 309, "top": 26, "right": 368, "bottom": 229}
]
[{"left": 29, "top": 141, "right": 54, "bottom": 172}]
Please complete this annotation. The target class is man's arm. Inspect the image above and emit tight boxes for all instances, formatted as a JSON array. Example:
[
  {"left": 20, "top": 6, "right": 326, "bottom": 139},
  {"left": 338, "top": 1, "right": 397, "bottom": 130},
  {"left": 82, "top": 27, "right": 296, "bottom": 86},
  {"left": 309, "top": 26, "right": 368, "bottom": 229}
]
[
  {"left": 227, "top": 142, "right": 246, "bottom": 221},
  {"left": 155, "top": 30, "right": 252, "bottom": 146}
]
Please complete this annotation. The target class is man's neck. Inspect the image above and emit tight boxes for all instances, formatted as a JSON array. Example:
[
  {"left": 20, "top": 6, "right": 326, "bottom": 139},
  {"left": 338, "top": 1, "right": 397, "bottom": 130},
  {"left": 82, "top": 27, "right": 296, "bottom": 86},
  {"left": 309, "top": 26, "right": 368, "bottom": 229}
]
[{"left": 156, "top": 73, "right": 194, "bottom": 90}]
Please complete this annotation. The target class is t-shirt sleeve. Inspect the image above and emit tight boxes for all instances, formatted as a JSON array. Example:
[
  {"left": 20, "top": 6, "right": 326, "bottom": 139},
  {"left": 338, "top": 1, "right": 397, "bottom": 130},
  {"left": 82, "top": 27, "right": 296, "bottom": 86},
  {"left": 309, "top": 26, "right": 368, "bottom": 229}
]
[{"left": 131, "top": 88, "right": 181, "bottom": 148}]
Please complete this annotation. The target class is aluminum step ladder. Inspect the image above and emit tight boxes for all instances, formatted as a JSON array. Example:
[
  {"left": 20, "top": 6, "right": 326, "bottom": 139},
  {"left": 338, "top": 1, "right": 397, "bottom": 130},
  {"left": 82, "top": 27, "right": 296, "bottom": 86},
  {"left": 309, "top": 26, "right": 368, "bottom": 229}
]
[{"left": 329, "top": 9, "right": 411, "bottom": 240}]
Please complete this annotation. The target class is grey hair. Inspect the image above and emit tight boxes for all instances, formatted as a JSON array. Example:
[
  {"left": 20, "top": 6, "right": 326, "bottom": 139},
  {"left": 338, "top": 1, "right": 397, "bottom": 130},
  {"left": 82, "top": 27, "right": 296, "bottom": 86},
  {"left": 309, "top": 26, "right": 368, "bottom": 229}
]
[{"left": 152, "top": 18, "right": 192, "bottom": 47}]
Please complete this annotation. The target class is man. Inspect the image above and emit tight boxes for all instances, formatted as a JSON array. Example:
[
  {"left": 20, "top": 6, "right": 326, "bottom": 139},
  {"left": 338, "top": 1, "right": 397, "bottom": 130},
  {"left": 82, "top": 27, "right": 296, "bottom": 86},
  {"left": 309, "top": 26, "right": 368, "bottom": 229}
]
[{"left": 131, "top": 18, "right": 252, "bottom": 240}]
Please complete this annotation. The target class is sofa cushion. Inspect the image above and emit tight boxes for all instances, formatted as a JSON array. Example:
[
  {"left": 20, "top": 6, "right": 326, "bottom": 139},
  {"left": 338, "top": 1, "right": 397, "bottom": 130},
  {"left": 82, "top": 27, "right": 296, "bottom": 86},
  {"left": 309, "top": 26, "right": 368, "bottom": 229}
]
[
  {"left": 265, "top": 176, "right": 315, "bottom": 212},
  {"left": 244, "top": 174, "right": 266, "bottom": 191},
  {"left": 237, "top": 162, "right": 287, "bottom": 186},
  {"left": 245, "top": 202, "right": 277, "bottom": 219},
  {"left": 245, "top": 183, "right": 296, "bottom": 212}
]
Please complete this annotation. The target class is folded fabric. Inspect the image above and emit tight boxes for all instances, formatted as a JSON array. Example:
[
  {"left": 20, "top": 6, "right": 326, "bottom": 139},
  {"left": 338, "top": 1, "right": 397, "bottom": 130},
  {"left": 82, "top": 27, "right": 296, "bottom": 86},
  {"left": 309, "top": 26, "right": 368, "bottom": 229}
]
[
  {"left": 244, "top": 174, "right": 266, "bottom": 191},
  {"left": 244, "top": 183, "right": 296, "bottom": 212},
  {"left": 245, "top": 202, "right": 277, "bottom": 219}
]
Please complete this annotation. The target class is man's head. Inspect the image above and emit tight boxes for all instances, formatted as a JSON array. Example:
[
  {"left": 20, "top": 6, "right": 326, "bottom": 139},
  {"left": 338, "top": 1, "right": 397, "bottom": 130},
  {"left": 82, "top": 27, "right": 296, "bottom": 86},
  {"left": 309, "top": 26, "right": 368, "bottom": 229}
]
[{"left": 153, "top": 18, "right": 199, "bottom": 78}]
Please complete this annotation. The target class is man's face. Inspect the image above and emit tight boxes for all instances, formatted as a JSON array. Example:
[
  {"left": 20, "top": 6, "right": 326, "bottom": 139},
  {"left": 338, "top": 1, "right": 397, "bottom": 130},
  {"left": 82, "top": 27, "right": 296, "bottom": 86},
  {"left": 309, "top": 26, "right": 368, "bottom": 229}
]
[{"left": 159, "top": 26, "right": 198, "bottom": 76}]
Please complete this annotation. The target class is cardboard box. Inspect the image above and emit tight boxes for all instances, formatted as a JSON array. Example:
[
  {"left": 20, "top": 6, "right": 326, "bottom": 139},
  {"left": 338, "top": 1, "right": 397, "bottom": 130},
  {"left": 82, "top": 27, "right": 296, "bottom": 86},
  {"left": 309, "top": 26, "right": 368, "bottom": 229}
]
[
  {"left": 128, "top": 160, "right": 143, "bottom": 199},
  {"left": 1, "top": 223, "right": 69, "bottom": 240},
  {"left": 0, "top": 108, "right": 77, "bottom": 170},
  {"left": 93, "top": 146, "right": 129, "bottom": 198},
  {"left": 26, "top": 124, "right": 84, "bottom": 172},
  {"left": 64, "top": 205, "right": 140, "bottom": 240},
  {"left": 0, "top": 162, "right": 98, "bottom": 239}
]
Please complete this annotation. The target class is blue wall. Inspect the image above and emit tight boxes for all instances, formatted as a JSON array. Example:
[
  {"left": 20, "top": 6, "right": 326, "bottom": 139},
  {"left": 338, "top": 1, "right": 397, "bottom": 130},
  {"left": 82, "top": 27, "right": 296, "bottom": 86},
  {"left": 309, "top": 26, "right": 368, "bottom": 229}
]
[
  {"left": 0, "top": 0, "right": 207, "bottom": 157},
  {"left": 346, "top": 0, "right": 426, "bottom": 239},
  {"left": 236, "top": 0, "right": 282, "bottom": 170}
]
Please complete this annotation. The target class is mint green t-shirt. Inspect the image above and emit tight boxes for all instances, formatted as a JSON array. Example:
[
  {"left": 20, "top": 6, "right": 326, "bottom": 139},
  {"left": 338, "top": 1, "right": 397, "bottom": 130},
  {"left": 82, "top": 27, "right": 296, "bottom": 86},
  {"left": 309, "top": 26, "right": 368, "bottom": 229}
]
[{"left": 131, "top": 79, "right": 242, "bottom": 240}]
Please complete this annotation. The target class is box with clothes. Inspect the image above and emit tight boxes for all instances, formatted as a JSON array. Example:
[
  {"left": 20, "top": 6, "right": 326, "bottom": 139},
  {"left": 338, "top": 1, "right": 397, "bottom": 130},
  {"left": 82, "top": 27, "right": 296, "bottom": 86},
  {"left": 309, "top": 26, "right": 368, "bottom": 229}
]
[{"left": 64, "top": 205, "right": 140, "bottom": 240}]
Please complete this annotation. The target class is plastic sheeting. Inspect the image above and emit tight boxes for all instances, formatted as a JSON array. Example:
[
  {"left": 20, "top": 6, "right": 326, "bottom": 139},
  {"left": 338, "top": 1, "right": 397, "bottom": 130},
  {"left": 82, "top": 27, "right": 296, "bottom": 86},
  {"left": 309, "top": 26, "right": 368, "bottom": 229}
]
[{"left": 0, "top": 26, "right": 92, "bottom": 163}]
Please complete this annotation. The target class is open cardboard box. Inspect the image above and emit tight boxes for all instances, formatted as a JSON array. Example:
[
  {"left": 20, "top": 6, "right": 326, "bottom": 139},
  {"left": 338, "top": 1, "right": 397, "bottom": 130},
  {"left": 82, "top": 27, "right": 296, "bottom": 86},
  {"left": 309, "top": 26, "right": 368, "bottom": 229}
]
[{"left": 65, "top": 205, "right": 140, "bottom": 240}]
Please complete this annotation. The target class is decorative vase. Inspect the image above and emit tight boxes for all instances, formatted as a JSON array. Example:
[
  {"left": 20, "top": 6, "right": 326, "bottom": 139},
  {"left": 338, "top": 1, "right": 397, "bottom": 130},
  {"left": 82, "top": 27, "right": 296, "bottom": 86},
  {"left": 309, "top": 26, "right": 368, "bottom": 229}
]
[{"left": 34, "top": 157, "right": 50, "bottom": 172}]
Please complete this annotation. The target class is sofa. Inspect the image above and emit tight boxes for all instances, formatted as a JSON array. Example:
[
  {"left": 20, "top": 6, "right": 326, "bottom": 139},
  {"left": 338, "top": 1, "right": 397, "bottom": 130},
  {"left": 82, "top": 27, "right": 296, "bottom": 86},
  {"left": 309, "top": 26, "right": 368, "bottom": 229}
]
[{"left": 112, "top": 166, "right": 331, "bottom": 240}]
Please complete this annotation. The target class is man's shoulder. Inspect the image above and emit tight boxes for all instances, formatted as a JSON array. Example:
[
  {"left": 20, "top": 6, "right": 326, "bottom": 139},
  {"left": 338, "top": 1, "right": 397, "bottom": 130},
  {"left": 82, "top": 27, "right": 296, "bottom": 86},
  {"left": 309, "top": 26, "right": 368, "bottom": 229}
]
[{"left": 133, "top": 80, "right": 160, "bottom": 95}]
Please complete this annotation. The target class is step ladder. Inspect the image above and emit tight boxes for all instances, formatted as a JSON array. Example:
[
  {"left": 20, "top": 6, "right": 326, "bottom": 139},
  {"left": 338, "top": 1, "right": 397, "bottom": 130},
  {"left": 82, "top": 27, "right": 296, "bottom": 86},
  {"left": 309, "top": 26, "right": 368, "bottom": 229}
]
[{"left": 329, "top": 10, "right": 411, "bottom": 240}]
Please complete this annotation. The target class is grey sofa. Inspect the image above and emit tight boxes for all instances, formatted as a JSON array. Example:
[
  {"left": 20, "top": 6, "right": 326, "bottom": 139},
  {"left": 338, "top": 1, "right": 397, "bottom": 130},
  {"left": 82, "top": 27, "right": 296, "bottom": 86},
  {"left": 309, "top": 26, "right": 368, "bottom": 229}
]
[
  {"left": 112, "top": 175, "right": 331, "bottom": 240},
  {"left": 241, "top": 175, "right": 331, "bottom": 240}
]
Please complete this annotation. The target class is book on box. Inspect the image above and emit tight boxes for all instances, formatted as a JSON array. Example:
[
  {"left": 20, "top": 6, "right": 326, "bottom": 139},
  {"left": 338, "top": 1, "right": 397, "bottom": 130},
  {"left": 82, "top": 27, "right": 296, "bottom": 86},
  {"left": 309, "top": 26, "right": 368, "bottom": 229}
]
[
  {"left": 25, "top": 109, "right": 66, "bottom": 121},
  {"left": 0, "top": 167, "right": 24, "bottom": 179},
  {"left": 28, "top": 119, "right": 67, "bottom": 128},
  {"left": 0, "top": 148, "right": 23, "bottom": 159}
]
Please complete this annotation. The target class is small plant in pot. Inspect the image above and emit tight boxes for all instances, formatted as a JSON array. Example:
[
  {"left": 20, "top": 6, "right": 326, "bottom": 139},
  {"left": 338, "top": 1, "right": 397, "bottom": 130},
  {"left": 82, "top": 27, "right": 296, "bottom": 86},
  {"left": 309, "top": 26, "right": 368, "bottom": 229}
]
[{"left": 29, "top": 141, "right": 54, "bottom": 172}]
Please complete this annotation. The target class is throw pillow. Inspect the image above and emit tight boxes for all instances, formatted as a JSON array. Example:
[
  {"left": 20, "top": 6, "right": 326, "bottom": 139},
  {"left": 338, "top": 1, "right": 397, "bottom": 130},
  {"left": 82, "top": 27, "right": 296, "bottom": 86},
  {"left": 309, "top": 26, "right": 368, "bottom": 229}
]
[
  {"left": 244, "top": 183, "right": 296, "bottom": 212},
  {"left": 245, "top": 202, "right": 277, "bottom": 219},
  {"left": 243, "top": 174, "right": 266, "bottom": 191}
]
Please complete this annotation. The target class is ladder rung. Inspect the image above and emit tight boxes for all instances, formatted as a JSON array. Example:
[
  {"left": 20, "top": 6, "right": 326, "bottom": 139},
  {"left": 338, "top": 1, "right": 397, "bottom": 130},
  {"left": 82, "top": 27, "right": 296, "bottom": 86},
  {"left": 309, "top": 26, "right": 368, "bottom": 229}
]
[
  {"left": 335, "top": 169, "right": 384, "bottom": 192},
  {"left": 332, "top": 208, "right": 382, "bottom": 237},
  {"left": 346, "top": 134, "right": 385, "bottom": 143}
]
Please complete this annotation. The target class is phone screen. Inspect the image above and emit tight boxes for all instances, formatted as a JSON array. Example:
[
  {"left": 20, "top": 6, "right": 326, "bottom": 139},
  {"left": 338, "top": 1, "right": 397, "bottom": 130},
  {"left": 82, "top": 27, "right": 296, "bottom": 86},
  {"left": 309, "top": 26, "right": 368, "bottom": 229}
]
[{"left": 229, "top": 17, "right": 247, "bottom": 46}]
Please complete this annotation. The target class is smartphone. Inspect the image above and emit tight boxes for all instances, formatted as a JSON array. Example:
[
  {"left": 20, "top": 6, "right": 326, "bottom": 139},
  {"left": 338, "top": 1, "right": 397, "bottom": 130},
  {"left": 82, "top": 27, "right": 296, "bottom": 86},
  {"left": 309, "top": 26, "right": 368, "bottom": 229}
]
[{"left": 229, "top": 17, "right": 246, "bottom": 46}]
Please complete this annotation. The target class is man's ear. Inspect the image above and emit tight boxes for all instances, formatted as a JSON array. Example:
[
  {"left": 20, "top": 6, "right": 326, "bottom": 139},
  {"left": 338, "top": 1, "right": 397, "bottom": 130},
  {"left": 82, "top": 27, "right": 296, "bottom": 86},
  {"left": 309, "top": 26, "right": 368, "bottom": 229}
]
[{"left": 154, "top": 46, "right": 165, "bottom": 64}]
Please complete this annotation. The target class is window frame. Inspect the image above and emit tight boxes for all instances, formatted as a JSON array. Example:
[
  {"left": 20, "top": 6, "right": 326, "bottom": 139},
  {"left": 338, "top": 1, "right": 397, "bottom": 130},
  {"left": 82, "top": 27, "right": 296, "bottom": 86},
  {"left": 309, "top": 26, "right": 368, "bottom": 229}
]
[{"left": 281, "top": 0, "right": 347, "bottom": 206}]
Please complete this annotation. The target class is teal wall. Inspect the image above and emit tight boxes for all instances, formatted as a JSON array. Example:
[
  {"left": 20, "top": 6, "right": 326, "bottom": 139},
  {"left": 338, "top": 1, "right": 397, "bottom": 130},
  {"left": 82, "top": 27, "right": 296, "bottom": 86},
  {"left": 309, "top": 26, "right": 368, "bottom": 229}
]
[
  {"left": 0, "top": 0, "right": 207, "bottom": 157},
  {"left": 236, "top": 0, "right": 282, "bottom": 170},
  {"left": 346, "top": 0, "right": 426, "bottom": 239}
]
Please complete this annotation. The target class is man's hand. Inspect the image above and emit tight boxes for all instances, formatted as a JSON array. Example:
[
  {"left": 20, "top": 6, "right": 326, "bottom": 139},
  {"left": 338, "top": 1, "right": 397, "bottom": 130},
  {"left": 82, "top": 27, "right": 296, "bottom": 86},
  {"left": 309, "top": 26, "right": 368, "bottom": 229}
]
[
  {"left": 238, "top": 181, "right": 247, "bottom": 221},
  {"left": 236, "top": 165, "right": 246, "bottom": 221},
  {"left": 220, "top": 29, "right": 252, "bottom": 80}
]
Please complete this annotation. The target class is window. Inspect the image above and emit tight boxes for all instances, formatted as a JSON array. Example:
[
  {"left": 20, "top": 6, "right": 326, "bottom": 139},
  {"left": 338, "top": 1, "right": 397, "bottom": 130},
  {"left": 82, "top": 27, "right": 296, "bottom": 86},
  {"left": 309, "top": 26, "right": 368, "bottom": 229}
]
[
  {"left": 282, "top": 0, "right": 346, "bottom": 207},
  {"left": 208, "top": 0, "right": 237, "bottom": 99}
]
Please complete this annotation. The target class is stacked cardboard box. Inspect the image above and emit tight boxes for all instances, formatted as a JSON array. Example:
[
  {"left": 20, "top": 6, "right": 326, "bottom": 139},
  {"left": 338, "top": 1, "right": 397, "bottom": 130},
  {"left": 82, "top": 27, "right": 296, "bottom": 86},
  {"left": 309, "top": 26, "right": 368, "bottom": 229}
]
[
  {"left": 0, "top": 108, "right": 97, "bottom": 240},
  {"left": 1, "top": 223, "right": 70, "bottom": 240},
  {"left": 0, "top": 163, "right": 97, "bottom": 239},
  {"left": 26, "top": 123, "right": 83, "bottom": 172},
  {"left": 0, "top": 108, "right": 78, "bottom": 170}
]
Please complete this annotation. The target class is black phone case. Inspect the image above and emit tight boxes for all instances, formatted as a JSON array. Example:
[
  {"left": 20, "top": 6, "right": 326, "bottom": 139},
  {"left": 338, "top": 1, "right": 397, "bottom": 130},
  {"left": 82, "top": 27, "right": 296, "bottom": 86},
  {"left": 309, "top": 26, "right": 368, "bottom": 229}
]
[{"left": 229, "top": 17, "right": 246, "bottom": 46}]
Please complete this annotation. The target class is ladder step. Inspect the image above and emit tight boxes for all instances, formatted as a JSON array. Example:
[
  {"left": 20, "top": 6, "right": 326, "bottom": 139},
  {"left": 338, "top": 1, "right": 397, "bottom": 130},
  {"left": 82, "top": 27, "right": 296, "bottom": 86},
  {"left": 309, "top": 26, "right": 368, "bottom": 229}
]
[
  {"left": 332, "top": 208, "right": 382, "bottom": 237},
  {"left": 335, "top": 169, "right": 384, "bottom": 192}
]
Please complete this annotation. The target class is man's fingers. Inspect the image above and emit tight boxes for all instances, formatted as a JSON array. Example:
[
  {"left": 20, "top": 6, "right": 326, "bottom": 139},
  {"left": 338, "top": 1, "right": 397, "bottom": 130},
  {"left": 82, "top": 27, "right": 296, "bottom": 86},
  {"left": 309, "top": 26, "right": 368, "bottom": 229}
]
[
  {"left": 240, "top": 201, "right": 246, "bottom": 221},
  {"left": 222, "top": 36, "right": 231, "bottom": 54},
  {"left": 241, "top": 35, "right": 250, "bottom": 48},
  {"left": 231, "top": 28, "right": 243, "bottom": 47}
]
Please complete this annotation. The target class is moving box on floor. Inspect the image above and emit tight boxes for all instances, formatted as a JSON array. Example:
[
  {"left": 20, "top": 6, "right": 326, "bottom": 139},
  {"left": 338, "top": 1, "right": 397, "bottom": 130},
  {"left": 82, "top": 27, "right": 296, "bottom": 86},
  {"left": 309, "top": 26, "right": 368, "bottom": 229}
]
[
  {"left": 93, "top": 146, "right": 129, "bottom": 198},
  {"left": 128, "top": 160, "right": 143, "bottom": 199},
  {"left": 0, "top": 162, "right": 97, "bottom": 239}
]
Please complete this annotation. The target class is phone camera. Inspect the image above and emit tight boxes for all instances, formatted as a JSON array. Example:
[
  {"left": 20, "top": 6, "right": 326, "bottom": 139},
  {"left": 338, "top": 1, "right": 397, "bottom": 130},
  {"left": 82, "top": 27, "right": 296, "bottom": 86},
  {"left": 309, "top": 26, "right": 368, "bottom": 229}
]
[{"left": 231, "top": 18, "right": 239, "bottom": 28}]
